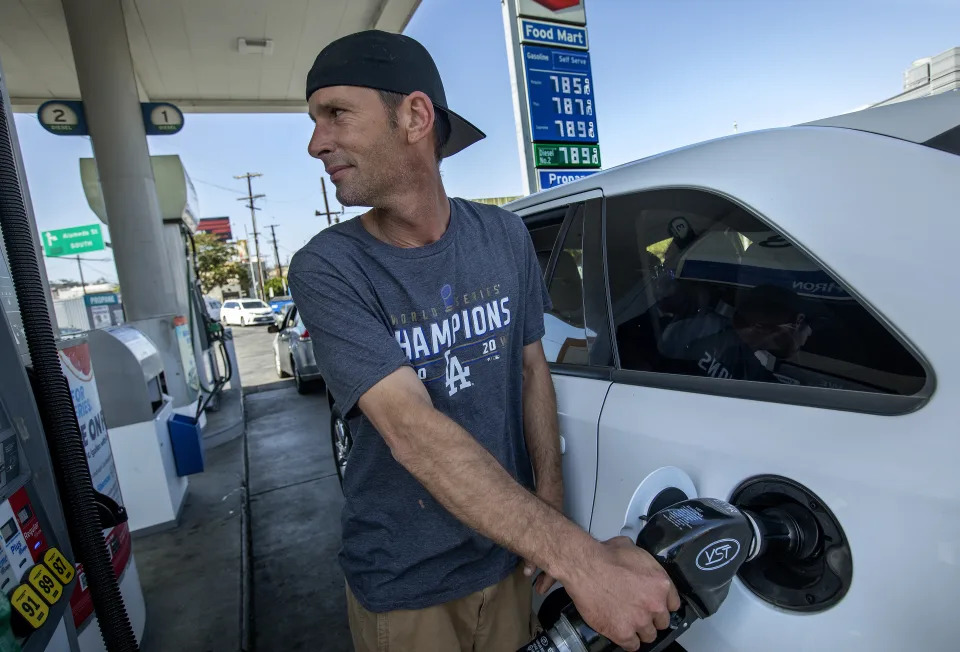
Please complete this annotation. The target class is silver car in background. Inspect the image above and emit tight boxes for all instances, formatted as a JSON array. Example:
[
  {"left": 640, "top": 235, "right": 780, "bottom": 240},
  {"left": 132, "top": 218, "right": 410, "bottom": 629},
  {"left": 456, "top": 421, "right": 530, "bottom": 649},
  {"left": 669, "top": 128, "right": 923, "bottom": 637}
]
[{"left": 269, "top": 303, "right": 325, "bottom": 394}]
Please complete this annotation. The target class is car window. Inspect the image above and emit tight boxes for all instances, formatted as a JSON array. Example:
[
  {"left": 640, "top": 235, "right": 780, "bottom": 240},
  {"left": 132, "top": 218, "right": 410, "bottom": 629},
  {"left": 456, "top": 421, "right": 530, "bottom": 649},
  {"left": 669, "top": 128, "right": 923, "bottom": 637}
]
[
  {"left": 241, "top": 300, "right": 268, "bottom": 309},
  {"left": 606, "top": 188, "right": 927, "bottom": 396},
  {"left": 528, "top": 222, "right": 564, "bottom": 277},
  {"left": 544, "top": 207, "right": 588, "bottom": 364},
  {"left": 223, "top": 301, "right": 237, "bottom": 309}
]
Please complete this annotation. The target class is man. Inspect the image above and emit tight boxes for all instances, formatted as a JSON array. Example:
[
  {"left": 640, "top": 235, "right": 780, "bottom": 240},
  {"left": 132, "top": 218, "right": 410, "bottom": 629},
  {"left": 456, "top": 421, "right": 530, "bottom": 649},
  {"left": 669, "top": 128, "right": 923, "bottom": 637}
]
[{"left": 288, "top": 30, "right": 679, "bottom": 651}]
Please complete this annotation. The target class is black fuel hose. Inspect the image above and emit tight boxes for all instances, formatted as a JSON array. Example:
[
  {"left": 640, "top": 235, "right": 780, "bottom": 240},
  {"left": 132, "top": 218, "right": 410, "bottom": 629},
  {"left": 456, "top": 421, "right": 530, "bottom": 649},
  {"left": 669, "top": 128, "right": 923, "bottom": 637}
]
[{"left": 0, "top": 93, "right": 138, "bottom": 649}]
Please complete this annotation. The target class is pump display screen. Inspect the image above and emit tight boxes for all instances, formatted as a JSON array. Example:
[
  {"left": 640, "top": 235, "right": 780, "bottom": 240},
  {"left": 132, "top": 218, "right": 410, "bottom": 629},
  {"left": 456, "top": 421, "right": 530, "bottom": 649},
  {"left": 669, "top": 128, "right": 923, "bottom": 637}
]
[
  {"left": 0, "top": 519, "right": 16, "bottom": 543},
  {"left": 16, "top": 505, "right": 30, "bottom": 523}
]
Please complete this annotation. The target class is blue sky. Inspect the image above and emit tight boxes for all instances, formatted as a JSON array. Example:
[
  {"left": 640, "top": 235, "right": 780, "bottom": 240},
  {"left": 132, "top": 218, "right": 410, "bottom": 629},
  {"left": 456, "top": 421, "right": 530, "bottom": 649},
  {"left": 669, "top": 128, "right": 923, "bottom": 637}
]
[{"left": 11, "top": 0, "right": 960, "bottom": 284}]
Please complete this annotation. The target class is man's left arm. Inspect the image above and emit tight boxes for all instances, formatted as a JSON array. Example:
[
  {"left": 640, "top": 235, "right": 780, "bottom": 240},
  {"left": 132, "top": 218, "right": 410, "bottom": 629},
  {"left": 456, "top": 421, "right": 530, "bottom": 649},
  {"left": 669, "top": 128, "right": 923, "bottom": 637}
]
[{"left": 521, "top": 340, "right": 565, "bottom": 592}]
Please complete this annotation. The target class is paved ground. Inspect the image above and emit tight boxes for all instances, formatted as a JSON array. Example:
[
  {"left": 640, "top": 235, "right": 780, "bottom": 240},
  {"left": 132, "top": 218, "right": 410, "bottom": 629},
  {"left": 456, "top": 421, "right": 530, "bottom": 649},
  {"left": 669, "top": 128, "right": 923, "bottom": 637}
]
[
  {"left": 234, "top": 323, "right": 352, "bottom": 652},
  {"left": 136, "top": 323, "right": 351, "bottom": 652}
]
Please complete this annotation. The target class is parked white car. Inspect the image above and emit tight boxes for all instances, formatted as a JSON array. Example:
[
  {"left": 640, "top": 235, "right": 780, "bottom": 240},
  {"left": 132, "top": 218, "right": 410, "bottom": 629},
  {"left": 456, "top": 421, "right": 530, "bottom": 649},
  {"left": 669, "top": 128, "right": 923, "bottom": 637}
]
[
  {"left": 219, "top": 298, "right": 274, "bottom": 326},
  {"left": 498, "top": 92, "right": 960, "bottom": 651}
]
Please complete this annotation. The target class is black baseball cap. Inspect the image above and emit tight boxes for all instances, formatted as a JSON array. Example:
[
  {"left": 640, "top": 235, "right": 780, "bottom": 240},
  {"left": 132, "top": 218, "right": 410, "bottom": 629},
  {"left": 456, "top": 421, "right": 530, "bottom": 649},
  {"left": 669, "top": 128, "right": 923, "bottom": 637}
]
[{"left": 305, "top": 30, "right": 485, "bottom": 158}]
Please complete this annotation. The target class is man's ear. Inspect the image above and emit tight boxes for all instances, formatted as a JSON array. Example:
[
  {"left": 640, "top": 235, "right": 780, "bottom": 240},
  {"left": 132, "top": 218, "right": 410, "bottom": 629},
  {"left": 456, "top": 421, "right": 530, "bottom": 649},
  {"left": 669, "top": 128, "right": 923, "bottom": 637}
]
[{"left": 401, "top": 91, "right": 436, "bottom": 148}]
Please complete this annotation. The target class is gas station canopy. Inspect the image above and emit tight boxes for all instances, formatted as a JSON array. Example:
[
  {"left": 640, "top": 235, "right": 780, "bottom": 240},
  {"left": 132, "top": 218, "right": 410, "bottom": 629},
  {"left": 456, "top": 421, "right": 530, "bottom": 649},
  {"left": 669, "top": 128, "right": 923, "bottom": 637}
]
[{"left": 0, "top": 0, "right": 421, "bottom": 113}]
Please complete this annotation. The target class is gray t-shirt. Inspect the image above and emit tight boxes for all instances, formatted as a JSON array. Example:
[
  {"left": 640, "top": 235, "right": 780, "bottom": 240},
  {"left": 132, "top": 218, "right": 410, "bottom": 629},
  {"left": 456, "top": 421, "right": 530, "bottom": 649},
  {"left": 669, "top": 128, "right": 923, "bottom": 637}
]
[{"left": 287, "top": 198, "right": 550, "bottom": 612}]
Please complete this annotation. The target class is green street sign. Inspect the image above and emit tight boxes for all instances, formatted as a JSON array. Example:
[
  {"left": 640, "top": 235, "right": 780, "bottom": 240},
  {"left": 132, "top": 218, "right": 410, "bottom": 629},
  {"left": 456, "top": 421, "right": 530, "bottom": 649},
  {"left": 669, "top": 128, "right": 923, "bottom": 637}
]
[
  {"left": 535, "top": 143, "right": 601, "bottom": 169},
  {"left": 41, "top": 224, "right": 105, "bottom": 257}
]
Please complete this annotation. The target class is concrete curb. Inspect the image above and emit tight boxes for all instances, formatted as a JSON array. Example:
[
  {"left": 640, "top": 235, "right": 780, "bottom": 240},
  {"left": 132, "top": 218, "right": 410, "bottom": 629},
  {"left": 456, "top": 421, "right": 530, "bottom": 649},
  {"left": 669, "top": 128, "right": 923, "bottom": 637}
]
[{"left": 240, "top": 391, "right": 254, "bottom": 651}]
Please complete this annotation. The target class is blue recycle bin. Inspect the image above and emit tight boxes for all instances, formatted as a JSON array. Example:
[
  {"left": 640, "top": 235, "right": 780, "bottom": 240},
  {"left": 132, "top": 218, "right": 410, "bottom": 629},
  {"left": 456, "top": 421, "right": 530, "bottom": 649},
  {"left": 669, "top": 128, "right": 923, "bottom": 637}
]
[{"left": 167, "top": 413, "right": 205, "bottom": 476}]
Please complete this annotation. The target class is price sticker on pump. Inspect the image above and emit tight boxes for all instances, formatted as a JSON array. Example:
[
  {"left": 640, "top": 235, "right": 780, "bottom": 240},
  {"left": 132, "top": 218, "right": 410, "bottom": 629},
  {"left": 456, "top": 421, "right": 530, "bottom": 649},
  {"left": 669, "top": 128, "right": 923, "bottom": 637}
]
[
  {"left": 522, "top": 44, "right": 598, "bottom": 143},
  {"left": 11, "top": 584, "right": 48, "bottom": 628},
  {"left": 43, "top": 547, "right": 75, "bottom": 585},
  {"left": 27, "top": 564, "right": 63, "bottom": 605}
]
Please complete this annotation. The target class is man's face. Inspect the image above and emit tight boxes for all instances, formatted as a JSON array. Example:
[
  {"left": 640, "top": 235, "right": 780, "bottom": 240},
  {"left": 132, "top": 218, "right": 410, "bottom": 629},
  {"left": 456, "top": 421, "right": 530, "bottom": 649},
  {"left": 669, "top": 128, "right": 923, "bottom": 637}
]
[{"left": 307, "top": 86, "right": 407, "bottom": 207}]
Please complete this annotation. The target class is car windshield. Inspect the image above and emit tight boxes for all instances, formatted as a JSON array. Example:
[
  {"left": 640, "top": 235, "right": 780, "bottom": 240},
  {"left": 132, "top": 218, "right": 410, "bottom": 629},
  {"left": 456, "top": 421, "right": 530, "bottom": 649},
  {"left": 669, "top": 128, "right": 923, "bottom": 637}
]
[{"left": 242, "top": 300, "right": 268, "bottom": 309}]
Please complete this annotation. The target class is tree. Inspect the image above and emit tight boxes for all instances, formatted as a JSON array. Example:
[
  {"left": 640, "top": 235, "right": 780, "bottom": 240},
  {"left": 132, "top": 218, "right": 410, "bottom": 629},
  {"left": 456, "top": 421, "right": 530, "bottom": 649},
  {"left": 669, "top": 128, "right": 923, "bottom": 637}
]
[
  {"left": 194, "top": 232, "right": 248, "bottom": 293},
  {"left": 263, "top": 277, "right": 286, "bottom": 298}
]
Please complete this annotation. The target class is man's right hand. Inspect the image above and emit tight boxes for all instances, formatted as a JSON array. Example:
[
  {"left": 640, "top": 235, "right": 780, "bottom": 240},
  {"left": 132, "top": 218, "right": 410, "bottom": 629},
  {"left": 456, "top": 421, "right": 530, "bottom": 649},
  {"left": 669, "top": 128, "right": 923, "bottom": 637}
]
[{"left": 564, "top": 536, "right": 682, "bottom": 652}]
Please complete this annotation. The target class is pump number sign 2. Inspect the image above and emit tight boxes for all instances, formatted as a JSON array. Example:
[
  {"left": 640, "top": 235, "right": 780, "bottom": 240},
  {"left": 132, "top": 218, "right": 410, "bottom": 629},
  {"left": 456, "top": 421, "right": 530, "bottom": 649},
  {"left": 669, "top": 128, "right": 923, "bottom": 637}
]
[{"left": 523, "top": 45, "right": 598, "bottom": 143}]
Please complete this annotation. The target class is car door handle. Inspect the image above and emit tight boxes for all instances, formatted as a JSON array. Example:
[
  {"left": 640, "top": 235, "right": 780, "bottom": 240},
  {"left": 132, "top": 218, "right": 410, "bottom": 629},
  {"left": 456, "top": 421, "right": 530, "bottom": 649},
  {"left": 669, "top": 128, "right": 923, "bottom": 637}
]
[{"left": 559, "top": 435, "right": 566, "bottom": 455}]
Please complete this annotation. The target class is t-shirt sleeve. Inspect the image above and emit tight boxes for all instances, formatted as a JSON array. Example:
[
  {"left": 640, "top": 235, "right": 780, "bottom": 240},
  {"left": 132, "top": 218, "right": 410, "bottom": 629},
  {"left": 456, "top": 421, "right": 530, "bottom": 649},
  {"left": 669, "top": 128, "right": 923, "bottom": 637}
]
[
  {"left": 521, "top": 226, "right": 552, "bottom": 346},
  {"left": 288, "top": 251, "right": 410, "bottom": 416}
]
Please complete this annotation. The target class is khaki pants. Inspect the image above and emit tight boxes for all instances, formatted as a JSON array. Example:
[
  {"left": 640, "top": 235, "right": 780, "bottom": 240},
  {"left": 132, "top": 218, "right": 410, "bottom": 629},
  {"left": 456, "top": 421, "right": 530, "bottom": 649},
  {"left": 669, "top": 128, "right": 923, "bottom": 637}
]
[{"left": 345, "top": 564, "right": 537, "bottom": 652}]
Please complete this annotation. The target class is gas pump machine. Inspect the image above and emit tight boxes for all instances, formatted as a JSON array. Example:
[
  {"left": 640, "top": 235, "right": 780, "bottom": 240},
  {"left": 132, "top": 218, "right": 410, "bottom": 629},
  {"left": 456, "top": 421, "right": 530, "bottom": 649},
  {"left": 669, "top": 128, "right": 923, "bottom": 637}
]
[
  {"left": 0, "top": 282, "right": 79, "bottom": 650},
  {"left": 1, "top": 55, "right": 139, "bottom": 651}
]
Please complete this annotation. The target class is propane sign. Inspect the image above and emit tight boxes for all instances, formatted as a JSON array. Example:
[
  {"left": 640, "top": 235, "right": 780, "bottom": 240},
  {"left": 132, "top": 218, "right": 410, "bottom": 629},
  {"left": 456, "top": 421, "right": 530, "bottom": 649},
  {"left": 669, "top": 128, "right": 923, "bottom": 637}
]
[{"left": 504, "top": 0, "right": 600, "bottom": 193}]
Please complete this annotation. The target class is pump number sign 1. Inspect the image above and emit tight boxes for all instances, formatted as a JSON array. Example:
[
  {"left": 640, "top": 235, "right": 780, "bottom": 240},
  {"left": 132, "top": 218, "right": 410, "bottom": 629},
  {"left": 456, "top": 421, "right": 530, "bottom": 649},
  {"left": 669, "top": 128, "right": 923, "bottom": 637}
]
[{"left": 522, "top": 45, "right": 598, "bottom": 143}]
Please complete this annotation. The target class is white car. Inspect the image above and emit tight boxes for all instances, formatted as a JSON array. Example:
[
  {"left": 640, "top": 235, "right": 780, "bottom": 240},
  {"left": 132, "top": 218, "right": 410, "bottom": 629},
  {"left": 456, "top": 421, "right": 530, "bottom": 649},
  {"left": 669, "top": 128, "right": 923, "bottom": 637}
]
[
  {"left": 500, "top": 92, "right": 960, "bottom": 651},
  {"left": 219, "top": 298, "right": 274, "bottom": 327}
]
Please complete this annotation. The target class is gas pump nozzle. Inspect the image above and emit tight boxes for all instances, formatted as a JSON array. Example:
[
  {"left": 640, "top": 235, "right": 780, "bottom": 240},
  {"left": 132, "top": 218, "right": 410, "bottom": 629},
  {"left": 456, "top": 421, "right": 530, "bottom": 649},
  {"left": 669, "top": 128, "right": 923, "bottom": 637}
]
[{"left": 518, "top": 498, "right": 773, "bottom": 652}]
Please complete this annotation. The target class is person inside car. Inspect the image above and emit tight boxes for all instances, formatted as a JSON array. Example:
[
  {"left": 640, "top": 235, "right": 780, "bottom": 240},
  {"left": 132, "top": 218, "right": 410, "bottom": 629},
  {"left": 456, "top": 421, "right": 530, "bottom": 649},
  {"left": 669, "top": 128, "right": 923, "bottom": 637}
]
[{"left": 659, "top": 284, "right": 813, "bottom": 382}]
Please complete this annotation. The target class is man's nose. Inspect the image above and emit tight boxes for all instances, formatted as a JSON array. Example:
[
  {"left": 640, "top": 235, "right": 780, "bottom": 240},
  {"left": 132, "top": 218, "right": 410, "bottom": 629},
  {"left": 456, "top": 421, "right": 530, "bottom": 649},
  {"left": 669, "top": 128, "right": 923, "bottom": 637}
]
[{"left": 308, "top": 122, "right": 332, "bottom": 159}]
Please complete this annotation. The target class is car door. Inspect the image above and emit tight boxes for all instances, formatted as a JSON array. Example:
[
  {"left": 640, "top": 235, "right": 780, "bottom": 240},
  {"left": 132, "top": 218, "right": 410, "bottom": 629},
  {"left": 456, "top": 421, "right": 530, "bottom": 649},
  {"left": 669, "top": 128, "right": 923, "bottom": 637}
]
[
  {"left": 285, "top": 307, "right": 304, "bottom": 369},
  {"left": 276, "top": 306, "right": 295, "bottom": 375},
  {"left": 517, "top": 191, "right": 611, "bottom": 534},
  {"left": 221, "top": 301, "right": 237, "bottom": 324},
  {"left": 590, "top": 187, "right": 936, "bottom": 651}
]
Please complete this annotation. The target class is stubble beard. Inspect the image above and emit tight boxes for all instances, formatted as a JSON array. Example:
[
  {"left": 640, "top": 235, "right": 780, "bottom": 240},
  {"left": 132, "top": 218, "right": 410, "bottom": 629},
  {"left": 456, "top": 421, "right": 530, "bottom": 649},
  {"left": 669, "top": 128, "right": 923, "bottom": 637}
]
[{"left": 334, "top": 158, "right": 409, "bottom": 209}]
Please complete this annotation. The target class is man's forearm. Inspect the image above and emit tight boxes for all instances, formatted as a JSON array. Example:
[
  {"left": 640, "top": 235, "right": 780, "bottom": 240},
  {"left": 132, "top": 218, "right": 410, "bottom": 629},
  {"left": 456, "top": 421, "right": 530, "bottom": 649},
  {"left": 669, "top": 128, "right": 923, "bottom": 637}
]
[
  {"left": 523, "top": 359, "right": 563, "bottom": 498},
  {"left": 388, "top": 401, "right": 592, "bottom": 587}
]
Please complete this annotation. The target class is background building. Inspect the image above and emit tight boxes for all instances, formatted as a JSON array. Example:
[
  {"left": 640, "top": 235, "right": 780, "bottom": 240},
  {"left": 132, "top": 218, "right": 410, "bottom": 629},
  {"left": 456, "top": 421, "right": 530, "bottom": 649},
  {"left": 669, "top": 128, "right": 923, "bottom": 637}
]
[{"left": 873, "top": 46, "right": 960, "bottom": 106}]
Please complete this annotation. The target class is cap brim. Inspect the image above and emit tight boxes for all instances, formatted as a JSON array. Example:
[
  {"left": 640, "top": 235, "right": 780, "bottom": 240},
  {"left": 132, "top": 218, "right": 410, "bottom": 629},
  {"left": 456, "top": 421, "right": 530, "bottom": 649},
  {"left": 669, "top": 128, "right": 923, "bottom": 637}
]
[{"left": 438, "top": 107, "right": 486, "bottom": 158}]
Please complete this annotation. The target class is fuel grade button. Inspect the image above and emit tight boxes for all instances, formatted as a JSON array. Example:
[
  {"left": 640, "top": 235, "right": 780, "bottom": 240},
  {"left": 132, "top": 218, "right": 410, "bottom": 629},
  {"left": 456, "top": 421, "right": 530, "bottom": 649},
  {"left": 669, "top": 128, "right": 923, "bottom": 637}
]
[
  {"left": 27, "top": 564, "right": 63, "bottom": 605},
  {"left": 11, "top": 584, "right": 47, "bottom": 628},
  {"left": 42, "top": 547, "right": 74, "bottom": 585}
]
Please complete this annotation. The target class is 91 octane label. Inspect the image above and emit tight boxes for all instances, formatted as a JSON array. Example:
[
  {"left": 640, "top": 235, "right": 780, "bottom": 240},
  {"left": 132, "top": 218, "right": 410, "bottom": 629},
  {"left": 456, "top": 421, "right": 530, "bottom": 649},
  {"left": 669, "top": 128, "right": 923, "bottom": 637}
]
[{"left": 12, "top": 584, "right": 48, "bottom": 628}]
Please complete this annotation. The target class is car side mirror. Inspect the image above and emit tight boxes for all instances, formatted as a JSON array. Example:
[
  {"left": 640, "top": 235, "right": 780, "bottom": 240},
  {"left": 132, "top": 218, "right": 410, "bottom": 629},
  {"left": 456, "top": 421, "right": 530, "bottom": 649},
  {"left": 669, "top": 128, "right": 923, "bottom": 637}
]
[{"left": 267, "top": 324, "right": 279, "bottom": 333}]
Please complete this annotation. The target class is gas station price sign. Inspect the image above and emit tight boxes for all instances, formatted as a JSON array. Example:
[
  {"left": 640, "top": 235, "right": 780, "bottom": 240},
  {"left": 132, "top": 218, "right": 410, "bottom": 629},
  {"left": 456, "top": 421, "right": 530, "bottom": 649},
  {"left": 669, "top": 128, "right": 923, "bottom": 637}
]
[
  {"left": 535, "top": 143, "right": 600, "bottom": 168},
  {"left": 522, "top": 44, "right": 598, "bottom": 143}
]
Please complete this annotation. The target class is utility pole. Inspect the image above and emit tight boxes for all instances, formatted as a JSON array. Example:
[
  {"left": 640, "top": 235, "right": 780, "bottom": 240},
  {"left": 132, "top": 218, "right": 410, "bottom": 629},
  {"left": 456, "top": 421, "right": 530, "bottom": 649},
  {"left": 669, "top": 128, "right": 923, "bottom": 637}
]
[
  {"left": 267, "top": 224, "right": 285, "bottom": 295},
  {"left": 314, "top": 177, "right": 340, "bottom": 226},
  {"left": 235, "top": 172, "right": 267, "bottom": 301},
  {"left": 243, "top": 225, "right": 259, "bottom": 299},
  {"left": 76, "top": 256, "right": 87, "bottom": 295}
]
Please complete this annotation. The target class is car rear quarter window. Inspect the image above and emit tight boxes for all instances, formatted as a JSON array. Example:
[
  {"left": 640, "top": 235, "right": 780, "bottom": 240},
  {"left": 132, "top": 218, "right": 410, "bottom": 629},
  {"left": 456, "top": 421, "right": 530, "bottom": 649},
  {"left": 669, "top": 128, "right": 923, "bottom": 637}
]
[
  {"left": 605, "top": 188, "right": 927, "bottom": 406},
  {"left": 543, "top": 208, "right": 588, "bottom": 364}
]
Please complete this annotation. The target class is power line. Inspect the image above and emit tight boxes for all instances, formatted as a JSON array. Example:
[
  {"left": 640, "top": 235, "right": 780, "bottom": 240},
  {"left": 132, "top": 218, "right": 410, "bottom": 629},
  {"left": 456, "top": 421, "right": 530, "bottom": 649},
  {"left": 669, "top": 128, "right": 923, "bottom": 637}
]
[{"left": 193, "top": 177, "right": 246, "bottom": 194}]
